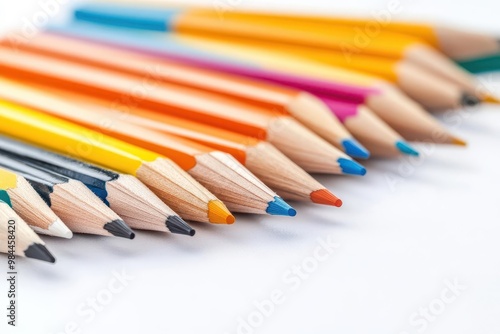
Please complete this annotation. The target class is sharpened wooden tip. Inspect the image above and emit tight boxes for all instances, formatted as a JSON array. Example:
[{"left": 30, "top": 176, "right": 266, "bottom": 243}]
[
  {"left": 208, "top": 200, "right": 235, "bottom": 224},
  {"left": 310, "top": 189, "right": 343, "bottom": 207},
  {"left": 8, "top": 175, "right": 72, "bottom": 238}
]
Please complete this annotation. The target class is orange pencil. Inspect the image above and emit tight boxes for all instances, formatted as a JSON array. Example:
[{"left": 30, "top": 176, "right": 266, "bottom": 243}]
[
  {"left": 0, "top": 46, "right": 366, "bottom": 176},
  {"left": 0, "top": 32, "right": 368, "bottom": 159}
]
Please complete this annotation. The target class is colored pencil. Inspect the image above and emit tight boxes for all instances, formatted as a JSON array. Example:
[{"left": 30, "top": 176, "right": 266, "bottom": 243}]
[
  {"left": 0, "top": 100, "right": 234, "bottom": 225},
  {"left": 0, "top": 153, "right": 134, "bottom": 239},
  {"left": 8, "top": 87, "right": 341, "bottom": 207},
  {"left": 73, "top": 2, "right": 480, "bottom": 95},
  {"left": 148, "top": 6, "right": 498, "bottom": 62},
  {"left": 0, "top": 49, "right": 366, "bottom": 176},
  {"left": 318, "top": 96, "right": 466, "bottom": 146},
  {"left": 0, "top": 32, "right": 369, "bottom": 159},
  {"left": 0, "top": 200, "right": 56, "bottom": 263},
  {"left": 332, "top": 20, "right": 500, "bottom": 63},
  {"left": 47, "top": 22, "right": 450, "bottom": 123},
  {"left": 0, "top": 81, "right": 296, "bottom": 216},
  {"left": 0, "top": 136, "right": 195, "bottom": 236},
  {"left": 0, "top": 168, "right": 72, "bottom": 239}
]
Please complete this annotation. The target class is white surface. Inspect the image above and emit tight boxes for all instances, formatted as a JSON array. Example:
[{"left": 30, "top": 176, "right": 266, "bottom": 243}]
[{"left": 1, "top": 1, "right": 500, "bottom": 333}]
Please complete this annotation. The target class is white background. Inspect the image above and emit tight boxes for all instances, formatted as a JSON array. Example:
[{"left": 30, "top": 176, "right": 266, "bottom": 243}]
[{"left": 1, "top": 0, "right": 500, "bottom": 333}]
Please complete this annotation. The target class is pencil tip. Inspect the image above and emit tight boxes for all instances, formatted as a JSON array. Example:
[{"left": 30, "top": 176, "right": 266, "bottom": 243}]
[
  {"left": 104, "top": 219, "right": 135, "bottom": 239},
  {"left": 49, "top": 218, "right": 73, "bottom": 239},
  {"left": 208, "top": 200, "right": 235, "bottom": 224},
  {"left": 266, "top": 196, "right": 297, "bottom": 216},
  {"left": 483, "top": 94, "right": 500, "bottom": 104},
  {"left": 341, "top": 138, "right": 370, "bottom": 159},
  {"left": 310, "top": 189, "right": 343, "bottom": 207},
  {"left": 460, "top": 93, "right": 480, "bottom": 107},
  {"left": 451, "top": 136, "right": 467, "bottom": 146},
  {"left": 166, "top": 215, "right": 196, "bottom": 236},
  {"left": 337, "top": 158, "right": 367, "bottom": 176},
  {"left": 25, "top": 243, "right": 56, "bottom": 263},
  {"left": 396, "top": 141, "right": 420, "bottom": 156}
]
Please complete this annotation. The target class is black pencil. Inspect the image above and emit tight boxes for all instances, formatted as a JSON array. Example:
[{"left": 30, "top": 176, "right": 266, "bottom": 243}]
[{"left": 0, "top": 153, "right": 135, "bottom": 239}]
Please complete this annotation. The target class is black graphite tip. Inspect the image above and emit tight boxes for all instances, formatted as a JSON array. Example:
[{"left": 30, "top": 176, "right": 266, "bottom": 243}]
[
  {"left": 25, "top": 243, "right": 56, "bottom": 263},
  {"left": 166, "top": 215, "right": 196, "bottom": 236},
  {"left": 460, "top": 92, "right": 481, "bottom": 107},
  {"left": 104, "top": 220, "right": 135, "bottom": 239}
]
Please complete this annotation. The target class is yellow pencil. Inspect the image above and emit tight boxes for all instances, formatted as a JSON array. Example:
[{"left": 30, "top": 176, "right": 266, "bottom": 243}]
[{"left": 0, "top": 100, "right": 234, "bottom": 225}]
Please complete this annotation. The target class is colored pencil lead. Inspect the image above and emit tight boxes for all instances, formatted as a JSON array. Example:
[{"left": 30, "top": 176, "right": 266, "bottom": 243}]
[
  {"left": 395, "top": 141, "right": 420, "bottom": 157},
  {"left": 310, "top": 189, "right": 343, "bottom": 207},
  {"left": 341, "top": 138, "right": 371, "bottom": 159},
  {"left": 461, "top": 93, "right": 481, "bottom": 107},
  {"left": 208, "top": 200, "right": 236, "bottom": 224},
  {"left": 337, "top": 158, "right": 367, "bottom": 176},
  {"left": 42, "top": 218, "right": 74, "bottom": 239},
  {"left": 166, "top": 215, "right": 196, "bottom": 236},
  {"left": 104, "top": 219, "right": 136, "bottom": 239},
  {"left": 451, "top": 137, "right": 467, "bottom": 147},
  {"left": 266, "top": 196, "right": 297, "bottom": 217},
  {"left": 24, "top": 243, "right": 56, "bottom": 263}
]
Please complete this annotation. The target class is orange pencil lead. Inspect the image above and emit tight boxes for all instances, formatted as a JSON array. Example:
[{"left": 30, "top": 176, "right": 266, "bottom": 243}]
[
  {"left": 310, "top": 189, "right": 343, "bottom": 207},
  {"left": 208, "top": 200, "right": 235, "bottom": 224}
]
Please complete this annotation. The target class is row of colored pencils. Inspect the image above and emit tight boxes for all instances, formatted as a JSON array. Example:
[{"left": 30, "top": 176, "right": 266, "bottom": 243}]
[{"left": 0, "top": 1, "right": 498, "bottom": 263}]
